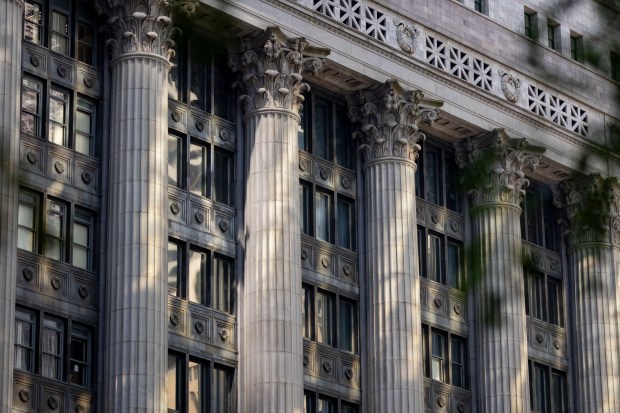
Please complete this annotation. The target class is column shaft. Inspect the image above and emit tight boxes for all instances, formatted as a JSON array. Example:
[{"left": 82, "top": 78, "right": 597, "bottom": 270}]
[
  {"left": 472, "top": 203, "right": 529, "bottom": 413},
  {"left": 241, "top": 110, "right": 303, "bottom": 413},
  {"left": 0, "top": 0, "right": 23, "bottom": 410},
  {"left": 571, "top": 243, "right": 620, "bottom": 412},
  {"left": 364, "top": 159, "right": 423, "bottom": 413},
  {"left": 105, "top": 54, "right": 169, "bottom": 412}
]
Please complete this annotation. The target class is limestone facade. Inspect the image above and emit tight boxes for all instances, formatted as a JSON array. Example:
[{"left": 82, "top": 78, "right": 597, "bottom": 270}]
[{"left": 0, "top": 0, "right": 619, "bottom": 412}]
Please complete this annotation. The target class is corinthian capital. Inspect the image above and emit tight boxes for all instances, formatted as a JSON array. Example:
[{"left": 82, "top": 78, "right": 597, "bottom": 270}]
[
  {"left": 228, "top": 27, "right": 329, "bottom": 114},
  {"left": 455, "top": 129, "right": 545, "bottom": 207},
  {"left": 554, "top": 174, "right": 620, "bottom": 246},
  {"left": 346, "top": 80, "right": 442, "bottom": 166},
  {"left": 96, "top": 0, "right": 197, "bottom": 60}
]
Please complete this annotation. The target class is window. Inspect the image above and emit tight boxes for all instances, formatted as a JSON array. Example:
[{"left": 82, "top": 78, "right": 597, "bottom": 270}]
[
  {"left": 20, "top": 76, "right": 99, "bottom": 155},
  {"left": 24, "top": 0, "right": 98, "bottom": 65},
  {"left": 167, "top": 240, "right": 235, "bottom": 314},
  {"left": 547, "top": 20, "right": 559, "bottom": 50},
  {"left": 611, "top": 50, "right": 620, "bottom": 82},
  {"left": 570, "top": 33, "right": 583, "bottom": 62},
  {"left": 300, "top": 180, "right": 356, "bottom": 250},
  {"left": 521, "top": 184, "right": 561, "bottom": 253},
  {"left": 167, "top": 134, "right": 234, "bottom": 206},
  {"left": 167, "top": 352, "right": 234, "bottom": 413},
  {"left": 302, "top": 284, "right": 358, "bottom": 353},
  {"left": 474, "top": 0, "right": 485, "bottom": 14},
  {"left": 418, "top": 227, "right": 463, "bottom": 289},
  {"left": 168, "top": 39, "right": 235, "bottom": 121},
  {"left": 304, "top": 391, "right": 359, "bottom": 413},
  {"left": 416, "top": 141, "right": 462, "bottom": 213},
  {"left": 17, "top": 188, "right": 96, "bottom": 269},
  {"left": 524, "top": 270, "right": 564, "bottom": 327},
  {"left": 13, "top": 307, "right": 94, "bottom": 386},
  {"left": 422, "top": 325, "right": 468, "bottom": 389},
  {"left": 298, "top": 93, "right": 356, "bottom": 170},
  {"left": 529, "top": 361, "right": 567, "bottom": 413},
  {"left": 524, "top": 10, "right": 537, "bottom": 39}
]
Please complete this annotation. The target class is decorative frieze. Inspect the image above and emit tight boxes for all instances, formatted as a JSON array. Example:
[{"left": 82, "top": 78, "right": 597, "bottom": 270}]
[
  {"left": 311, "top": 0, "right": 387, "bottom": 42},
  {"left": 347, "top": 79, "right": 441, "bottom": 166},
  {"left": 527, "top": 84, "right": 588, "bottom": 137},
  {"left": 455, "top": 129, "right": 545, "bottom": 207},
  {"left": 228, "top": 26, "right": 328, "bottom": 114}
]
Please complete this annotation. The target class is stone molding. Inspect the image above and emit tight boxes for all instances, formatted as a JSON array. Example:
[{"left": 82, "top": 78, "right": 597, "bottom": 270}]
[
  {"left": 554, "top": 174, "right": 620, "bottom": 247},
  {"left": 455, "top": 129, "right": 545, "bottom": 207},
  {"left": 96, "top": 0, "right": 197, "bottom": 61},
  {"left": 228, "top": 26, "right": 329, "bottom": 114},
  {"left": 347, "top": 79, "right": 442, "bottom": 166}
]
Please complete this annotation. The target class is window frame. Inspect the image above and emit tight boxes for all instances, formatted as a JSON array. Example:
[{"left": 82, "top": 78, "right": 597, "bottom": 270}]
[
  {"left": 416, "top": 140, "right": 462, "bottom": 213},
  {"left": 529, "top": 360, "right": 568, "bottom": 413},
  {"left": 418, "top": 226, "right": 463, "bottom": 289},
  {"left": 524, "top": 270, "right": 564, "bottom": 328},
  {"left": 570, "top": 32, "right": 584, "bottom": 62},
  {"left": 611, "top": 50, "right": 620, "bottom": 82},
  {"left": 304, "top": 390, "right": 359, "bottom": 413},
  {"left": 422, "top": 324, "right": 469, "bottom": 389}
]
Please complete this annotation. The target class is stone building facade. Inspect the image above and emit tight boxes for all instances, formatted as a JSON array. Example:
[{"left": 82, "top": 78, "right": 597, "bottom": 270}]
[{"left": 0, "top": 0, "right": 619, "bottom": 412}]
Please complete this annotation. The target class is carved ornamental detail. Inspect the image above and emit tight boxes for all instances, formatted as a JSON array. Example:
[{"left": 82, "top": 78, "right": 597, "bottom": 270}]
[
  {"left": 347, "top": 79, "right": 442, "bottom": 166},
  {"left": 228, "top": 27, "right": 329, "bottom": 114},
  {"left": 553, "top": 174, "right": 620, "bottom": 246},
  {"left": 455, "top": 129, "right": 544, "bottom": 207},
  {"left": 95, "top": 0, "right": 197, "bottom": 60},
  {"left": 394, "top": 19, "right": 420, "bottom": 54}
]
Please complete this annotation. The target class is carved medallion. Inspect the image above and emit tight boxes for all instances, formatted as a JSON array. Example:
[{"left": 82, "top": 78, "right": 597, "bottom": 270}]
[
  {"left": 78, "top": 285, "right": 89, "bottom": 299},
  {"left": 195, "top": 120, "right": 205, "bottom": 132},
  {"left": 171, "top": 111, "right": 181, "bottom": 123},
  {"left": 498, "top": 69, "right": 521, "bottom": 103},
  {"left": 26, "top": 151, "right": 37, "bottom": 164},
  {"left": 83, "top": 76, "right": 94, "bottom": 88},
  {"left": 29, "top": 55, "right": 40, "bottom": 67},
  {"left": 57, "top": 64, "right": 68, "bottom": 78},
  {"left": 194, "top": 211, "right": 205, "bottom": 224},
  {"left": 18, "top": 389, "right": 30, "bottom": 403},
  {"left": 322, "top": 360, "right": 332, "bottom": 373},
  {"left": 48, "top": 396, "right": 59, "bottom": 410},
  {"left": 51, "top": 276, "right": 62, "bottom": 290},
  {"left": 219, "top": 220, "right": 229, "bottom": 233},
  {"left": 194, "top": 320, "right": 205, "bottom": 334},
  {"left": 169, "top": 313, "right": 180, "bottom": 326},
  {"left": 81, "top": 171, "right": 93, "bottom": 184},
  {"left": 170, "top": 202, "right": 181, "bottom": 215},
  {"left": 219, "top": 328, "right": 230, "bottom": 342},
  {"left": 344, "top": 367, "right": 354, "bottom": 380},
  {"left": 54, "top": 161, "right": 65, "bottom": 174},
  {"left": 22, "top": 267, "right": 34, "bottom": 282},
  {"left": 394, "top": 19, "right": 420, "bottom": 54}
]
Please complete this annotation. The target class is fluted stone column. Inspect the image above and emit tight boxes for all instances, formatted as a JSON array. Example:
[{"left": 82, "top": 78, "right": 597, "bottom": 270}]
[
  {"left": 229, "top": 28, "right": 327, "bottom": 413},
  {"left": 347, "top": 81, "right": 441, "bottom": 413},
  {"left": 455, "top": 130, "right": 544, "bottom": 413},
  {"left": 0, "top": 0, "right": 24, "bottom": 410},
  {"left": 96, "top": 2, "right": 194, "bottom": 411},
  {"left": 555, "top": 175, "right": 620, "bottom": 412}
]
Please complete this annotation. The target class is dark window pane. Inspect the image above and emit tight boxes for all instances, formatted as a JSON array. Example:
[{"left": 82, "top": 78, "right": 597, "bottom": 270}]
[
  {"left": 337, "top": 198, "right": 355, "bottom": 250},
  {"left": 428, "top": 234, "right": 443, "bottom": 283},
  {"left": 316, "top": 291, "right": 335, "bottom": 346},
  {"left": 214, "top": 149, "right": 233, "bottom": 205},
  {"left": 547, "top": 278, "right": 563, "bottom": 327},
  {"left": 431, "top": 330, "right": 446, "bottom": 382},
  {"left": 213, "top": 255, "right": 233, "bottom": 314},
  {"left": 189, "top": 46, "right": 208, "bottom": 111},
  {"left": 168, "top": 135, "right": 182, "bottom": 187},
  {"left": 300, "top": 182, "right": 312, "bottom": 236},
  {"left": 77, "top": 22, "right": 94, "bottom": 64},
  {"left": 213, "top": 366, "right": 233, "bottom": 413},
  {"left": 316, "top": 191, "right": 332, "bottom": 243},
  {"left": 166, "top": 354, "right": 181, "bottom": 411},
  {"left": 168, "top": 242, "right": 180, "bottom": 297},
  {"left": 213, "top": 51, "right": 235, "bottom": 121},
  {"left": 298, "top": 101, "right": 309, "bottom": 152},
  {"left": 424, "top": 147, "right": 442, "bottom": 205},
  {"left": 302, "top": 285, "right": 314, "bottom": 340},
  {"left": 188, "top": 360, "right": 206, "bottom": 413},
  {"left": 313, "top": 98, "right": 330, "bottom": 160},
  {"left": 417, "top": 228, "right": 426, "bottom": 279},
  {"left": 447, "top": 241, "right": 461, "bottom": 289},
  {"left": 339, "top": 300, "right": 355, "bottom": 353},
  {"left": 335, "top": 106, "right": 354, "bottom": 169}
]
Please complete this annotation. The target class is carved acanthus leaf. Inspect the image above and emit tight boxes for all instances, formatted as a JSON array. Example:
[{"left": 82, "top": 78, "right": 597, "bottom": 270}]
[
  {"left": 454, "top": 129, "right": 545, "bottom": 207},
  {"left": 346, "top": 79, "right": 442, "bottom": 166},
  {"left": 228, "top": 26, "right": 329, "bottom": 114},
  {"left": 555, "top": 174, "right": 620, "bottom": 246},
  {"left": 96, "top": 0, "right": 198, "bottom": 60}
]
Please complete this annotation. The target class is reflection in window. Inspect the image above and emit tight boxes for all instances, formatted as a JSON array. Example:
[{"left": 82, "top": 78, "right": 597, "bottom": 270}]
[
  {"left": 168, "top": 241, "right": 180, "bottom": 297},
  {"left": 42, "top": 317, "right": 64, "bottom": 380},
  {"left": 14, "top": 309, "right": 35, "bottom": 372},
  {"left": 21, "top": 77, "right": 42, "bottom": 137},
  {"left": 316, "top": 190, "right": 332, "bottom": 243},
  {"left": 316, "top": 291, "right": 335, "bottom": 346},
  {"left": 75, "top": 99, "right": 95, "bottom": 156},
  {"left": 214, "top": 148, "right": 233, "bottom": 206},
  {"left": 188, "top": 249, "right": 207, "bottom": 305},
  {"left": 25, "top": 0, "right": 43, "bottom": 45},
  {"left": 168, "top": 135, "right": 183, "bottom": 187},
  {"left": 189, "top": 143, "right": 209, "bottom": 197},
  {"left": 45, "top": 200, "right": 66, "bottom": 261},
  {"left": 18, "top": 191, "right": 39, "bottom": 253},
  {"left": 49, "top": 88, "right": 69, "bottom": 146},
  {"left": 213, "top": 255, "right": 233, "bottom": 314},
  {"left": 72, "top": 211, "right": 93, "bottom": 270}
]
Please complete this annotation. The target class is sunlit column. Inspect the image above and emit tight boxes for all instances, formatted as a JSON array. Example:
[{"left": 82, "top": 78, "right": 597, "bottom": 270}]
[
  {"left": 0, "top": 0, "right": 24, "bottom": 410},
  {"left": 96, "top": 2, "right": 195, "bottom": 411},
  {"left": 455, "top": 130, "right": 544, "bottom": 413},
  {"left": 229, "top": 27, "right": 327, "bottom": 413},
  {"left": 556, "top": 175, "right": 620, "bottom": 413},
  {"left": 347, "top": 81, "right": 441, "bottom": 413}
]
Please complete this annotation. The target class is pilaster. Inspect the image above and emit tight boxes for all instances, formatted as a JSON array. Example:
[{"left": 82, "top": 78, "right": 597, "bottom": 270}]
[
  {"left": 555, "top": 175, "right": 620, "bottom": 413},
  {"left": 0, "top": 0, "right": 24, "bottom": 411},
  {"left": 455, "top": 129, "right": 544, "bottom": 413},
  {"left": 228, "top": 27, "right": 328, "bottom": 413},
  {"left": 347, "top": 80, "right": 441, "bottom": 413},
  {"left": 96, "top": 1, "right": 195, "bottom": 411}
]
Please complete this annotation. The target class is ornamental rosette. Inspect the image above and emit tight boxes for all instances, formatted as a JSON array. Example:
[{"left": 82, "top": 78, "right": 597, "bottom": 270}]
[
  {"left": 96, "top": 0, "right": 198, "bottom": 60},
  {"left": 346, "top": 79, "right": 442, "bottom": 166},
  {"left": 455, "top": 129, "right": 545, "bottom": 207},
  {"left": 228, "top": 27, "right": 329, "bottom": 114},
  {"left": 554, "top": 174, "right": 620, "bottom": 246}
]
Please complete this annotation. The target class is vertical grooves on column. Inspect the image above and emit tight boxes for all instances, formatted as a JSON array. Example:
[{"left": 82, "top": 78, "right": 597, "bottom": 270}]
[
  {"left": 571, "top": 244, "right": 619, "bottom": 413},
  {"left": 0, "top": 0, "right": 23, "bottom": 410},
  {"left": 365, "top": 160, "right": 422, "bottom": 413},
  {"left": 474, "top": 204, "right": 528, "bottom": 413},
  {"left": 105, "top": 56, "right": 168, "bottom": 412},
  {"left": 241, "top": 111, "right": 302, "bottom": 413}
]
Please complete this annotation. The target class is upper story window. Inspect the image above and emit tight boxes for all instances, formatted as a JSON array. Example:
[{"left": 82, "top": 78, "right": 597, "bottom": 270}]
[
  {"left": 302, "top": 283, "right": 358, "bottom": 354},
  {"left": 21, "top": 75, "right": 98, "bottom": 157},
  {"left": 304, "top": 390, "right": 359, "bottom": 413},
  {"left": 418, "top": 226, "right": 463, "bottom": 289},
  {"left": 18, "top": 188, "right": 96, "bottom": 270},
  {"left": 167, "top": 239, "right": 235, "bottom": 315},
  {"left": 298, "top": 93, "right": 356, "bottom": 170},
  {"left": 474, "top": 0, "right": 486, "bottom": 15},
  {"left": 14, "top": 306, "right": 94, "bottom": 387},
  {"left": 524, "top": 270, "right": 564, "bottom": 328},
  {"left": 416, "top": 141, "right": 462, "bottom": 213},
  {"left": 547, "top": 20, "right": 559, "bottom": 51},
  {"left": 24, "top": 0, "right": 98, "bottom": 65},
  {"left": 168, "top": 39, "right": 236, "bottom": 122},
  {"left": 521, "top": 184, "right": 561, "bottom": 253},
  {"left": 524, "top": 9, "right": 537, "bottom": 40},
  {"left": 422, "top": 324, "right": 468, "bottom": 389},
  {"left": 570, "top": 32, "right": 584, "bottom": 63},
  {"left": 611, "top": 50, "right": 620, "bottom": 82},
  {"left": 168, "top": 133, "right": 234, "bottom": 206},
  {"left": 529, "top": 360, "right": 567, "bottom": 413},
  {"left": 167, "top": 351, "right": 234, "bottom": 413}
]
